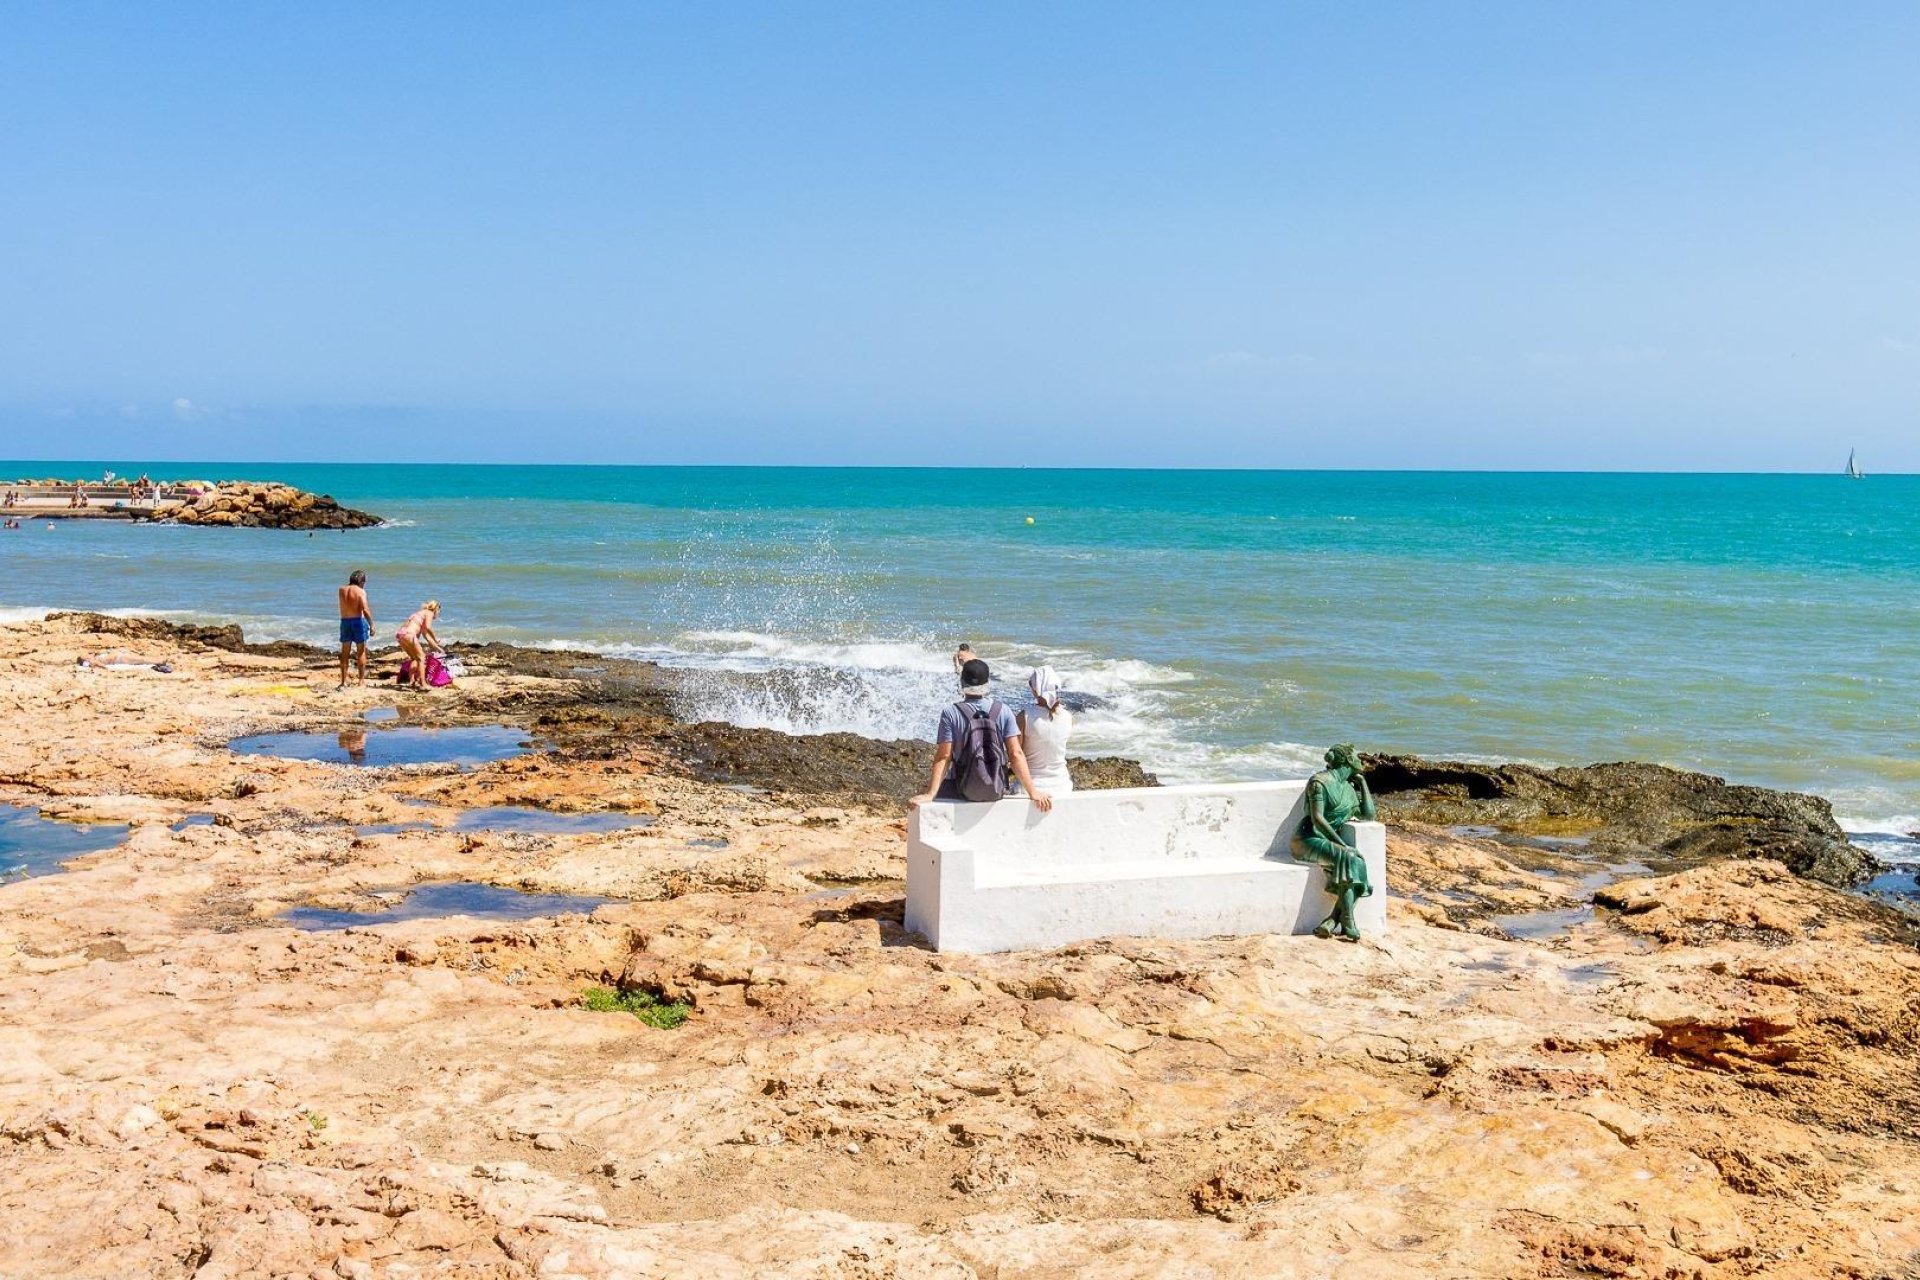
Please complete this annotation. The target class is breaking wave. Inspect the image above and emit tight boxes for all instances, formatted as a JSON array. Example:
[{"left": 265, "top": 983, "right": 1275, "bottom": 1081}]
[{"left": 535, "top": 626, "right": 1292, "bottom": 784}]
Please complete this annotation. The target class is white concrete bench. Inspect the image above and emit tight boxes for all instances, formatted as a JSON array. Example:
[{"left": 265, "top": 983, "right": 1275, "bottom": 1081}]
[{"left": 905, "top": 780, "right": 1386, "bottom": 953}]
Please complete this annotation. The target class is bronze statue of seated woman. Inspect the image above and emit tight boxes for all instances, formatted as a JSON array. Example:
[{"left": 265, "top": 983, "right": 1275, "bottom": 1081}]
[{"left": 1292, "top": 743, "right": 1375, "bottom": 941}]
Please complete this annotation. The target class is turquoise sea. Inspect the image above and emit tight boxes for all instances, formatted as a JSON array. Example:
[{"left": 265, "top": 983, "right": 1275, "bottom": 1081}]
[{"left": 5, "top": 464, "right": 1917, "bottom": 844}]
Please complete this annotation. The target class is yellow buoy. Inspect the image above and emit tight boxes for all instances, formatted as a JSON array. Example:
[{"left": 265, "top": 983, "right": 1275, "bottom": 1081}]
[{"left": 1025, "top": 516, "right": 1035, "bottom": 525}]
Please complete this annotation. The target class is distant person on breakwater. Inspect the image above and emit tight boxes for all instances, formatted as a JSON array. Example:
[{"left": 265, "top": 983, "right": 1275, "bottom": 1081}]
[
  {"left": 337, "top": 570, "right": 374, "bottom": 690},
  {"left": 395, "top": 601, "right": 444, "bottom": 692},
  {"left": 1016, "top": 666, "right": 1074, "bottom": 797},
  {"left": 911, "top": 658, "right": 1053, "bottom": 810}
]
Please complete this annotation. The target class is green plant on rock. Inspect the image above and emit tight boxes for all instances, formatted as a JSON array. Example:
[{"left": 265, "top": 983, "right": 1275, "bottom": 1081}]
[{"left": 580, "top": 985, "right": 692, "bottom": 1030}]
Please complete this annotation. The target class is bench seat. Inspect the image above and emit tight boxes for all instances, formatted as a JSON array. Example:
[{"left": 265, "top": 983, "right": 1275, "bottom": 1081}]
[
  {"left": 906, "top": 780, "right": 1387, "bottom": 954},
  {"left": 975, "top": 854, "right": 1309, "bottom": 888}
]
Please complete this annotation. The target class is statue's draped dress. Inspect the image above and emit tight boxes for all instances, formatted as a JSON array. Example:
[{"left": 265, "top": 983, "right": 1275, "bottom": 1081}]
[{"left": 1294, "top": 773, "right": 1373, "bottom": 897}]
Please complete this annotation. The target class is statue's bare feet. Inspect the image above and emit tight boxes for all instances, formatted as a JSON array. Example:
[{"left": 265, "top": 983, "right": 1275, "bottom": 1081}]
[{"left": 1314, "top": 918, "right": 1338, "bottom": 939}]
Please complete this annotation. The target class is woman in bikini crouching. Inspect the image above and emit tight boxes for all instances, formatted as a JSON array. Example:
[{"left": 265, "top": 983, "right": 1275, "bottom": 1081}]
[{"left": 395, "top": 601, "right": 444, "bottom": 691}]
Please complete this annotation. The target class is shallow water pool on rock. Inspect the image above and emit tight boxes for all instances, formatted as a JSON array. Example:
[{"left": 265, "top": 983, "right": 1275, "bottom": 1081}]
[
  {"left": 0, "top": 806, "right": 131, "bottom": 881},
  {"left": 1492, "top": 905, "right": 1596, "bottom": 940},
  {"left": 450, "top": 807, "right": 653, "bottom": 835},
  {"left": 230, "top": 725, "right": 534, "bottom": 769},
  {"left": 283, "top": 881, "right": 613, "bottom": 930}
]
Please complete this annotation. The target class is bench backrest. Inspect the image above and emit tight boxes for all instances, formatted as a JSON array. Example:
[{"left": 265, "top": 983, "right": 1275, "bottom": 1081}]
[{"left": 911, "top": 780, "right": 1309, "bottom": 873}]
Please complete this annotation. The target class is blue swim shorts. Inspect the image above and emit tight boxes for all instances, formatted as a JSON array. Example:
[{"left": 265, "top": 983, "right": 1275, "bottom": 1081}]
[{"left": 339, "top": 616, "right": 371, "bottom": 644}]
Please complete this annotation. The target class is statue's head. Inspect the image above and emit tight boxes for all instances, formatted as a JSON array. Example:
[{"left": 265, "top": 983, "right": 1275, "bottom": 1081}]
[{"left": 1324, "top": 743, "right": 1362, "bottom": 774}]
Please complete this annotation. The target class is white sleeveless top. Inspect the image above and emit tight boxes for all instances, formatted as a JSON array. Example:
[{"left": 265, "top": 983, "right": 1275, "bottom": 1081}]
[{"left": 1020, "top": 706, "right": 1074, "bottom": 793}]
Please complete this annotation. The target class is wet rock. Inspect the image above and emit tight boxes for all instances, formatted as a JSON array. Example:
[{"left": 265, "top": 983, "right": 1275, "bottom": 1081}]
[
  {"left": 1363, "top": 753, "right": 1870, "bottom": 886},
  {"left": 665, "top": 721, "right": 1161, "bottom": 806},
  {"left": 1067, "top": 756, "right": 1159, "bottom": 790},
  {"left": 47, "top": 611, "right": 247, "bottom": 652},
  {"left": 663, "top": 722, "right": 928, "bottom": 806}
]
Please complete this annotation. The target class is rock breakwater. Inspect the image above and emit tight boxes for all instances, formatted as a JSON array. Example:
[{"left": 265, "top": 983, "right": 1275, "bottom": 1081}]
[{"left": 163, "top": 481, "right": 382, "bottom": 530}]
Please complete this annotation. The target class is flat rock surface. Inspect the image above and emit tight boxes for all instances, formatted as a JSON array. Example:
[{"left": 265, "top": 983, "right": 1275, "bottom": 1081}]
[{"left": 2, "top": 614, "right": 1918, "bottom": 1278}]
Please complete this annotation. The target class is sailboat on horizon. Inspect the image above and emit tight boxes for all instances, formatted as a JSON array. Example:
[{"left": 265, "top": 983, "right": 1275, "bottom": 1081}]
[{"left": 1846, "top": 449, "right": 1865, "bottom": 479}]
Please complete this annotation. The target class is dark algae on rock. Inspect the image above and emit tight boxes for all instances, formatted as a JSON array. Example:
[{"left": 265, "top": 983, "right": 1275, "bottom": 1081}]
[
  {"left": 1362, "top": 753, "right": 1870, "bottom": 887},
  {"left": 653, "top": 724, "right": 1157, "bottom": 808}
]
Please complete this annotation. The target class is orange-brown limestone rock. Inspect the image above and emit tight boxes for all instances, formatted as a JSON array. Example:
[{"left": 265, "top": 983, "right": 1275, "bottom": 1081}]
[{"left": 2, "top": 615, "right": 1918, "bottom": 1277}]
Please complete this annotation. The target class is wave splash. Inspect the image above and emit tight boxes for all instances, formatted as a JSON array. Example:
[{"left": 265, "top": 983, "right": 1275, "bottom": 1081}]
[
  {"left": 603, "top": 629, "right": 1195, "bottom": 746},
  {"left": 583, "top": 627, "right": 1318, "bottom": 786}
]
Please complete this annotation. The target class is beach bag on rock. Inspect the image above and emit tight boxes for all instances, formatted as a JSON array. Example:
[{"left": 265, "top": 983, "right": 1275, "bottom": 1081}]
[
  {"left": 425, "top": 654, "right": 453, "bottom": 687},
  {"left": 396, "top": 658, "right": 413, "bottom": 685},
  {"left": 949, "top": 700, "right": 1010, "bottom": 802}
]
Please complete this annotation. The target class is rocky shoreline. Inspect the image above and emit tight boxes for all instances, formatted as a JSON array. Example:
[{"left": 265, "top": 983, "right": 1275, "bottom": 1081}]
[
  {"left": 4, "top": 612, "right": 1919, "bottom": 1277},
  {"left": 54, "top": 613, "right": 1157, "bottom": 801}
]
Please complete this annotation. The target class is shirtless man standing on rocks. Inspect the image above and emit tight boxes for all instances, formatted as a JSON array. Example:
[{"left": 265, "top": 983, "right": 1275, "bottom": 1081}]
[{"left": 337, "top": 569, "right": 373, "bottom": 689}]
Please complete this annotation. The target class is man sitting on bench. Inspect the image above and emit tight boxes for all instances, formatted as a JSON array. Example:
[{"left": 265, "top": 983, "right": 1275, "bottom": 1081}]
[{"left": 910, "top": 657, "right": 1054, "bottom": 812}]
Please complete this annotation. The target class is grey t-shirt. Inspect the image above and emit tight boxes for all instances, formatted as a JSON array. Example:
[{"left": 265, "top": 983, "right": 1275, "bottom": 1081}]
[{"left": 937, "top": 697, "right": 1020, "bottom": 749}]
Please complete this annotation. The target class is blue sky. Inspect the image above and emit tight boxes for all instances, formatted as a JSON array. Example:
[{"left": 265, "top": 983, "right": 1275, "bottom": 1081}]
[{"left": 1, "top": 3, "right": 1914, "bottom": 469}]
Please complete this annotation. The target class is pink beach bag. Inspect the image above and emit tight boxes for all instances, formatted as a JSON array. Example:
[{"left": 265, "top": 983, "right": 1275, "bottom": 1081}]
[{"left": 396, "top": 655, "right": 454, "bottom": 687}]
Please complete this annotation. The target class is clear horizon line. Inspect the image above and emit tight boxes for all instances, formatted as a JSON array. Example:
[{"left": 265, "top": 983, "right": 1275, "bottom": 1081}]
[{"left": 1, "top": 458, "right": 1910, "bottom": 477}]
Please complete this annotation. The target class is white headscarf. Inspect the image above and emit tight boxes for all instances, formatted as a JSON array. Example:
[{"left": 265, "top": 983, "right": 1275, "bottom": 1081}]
[{"left": 1028, "top": 666, "right": 1063, "bottom": 713}]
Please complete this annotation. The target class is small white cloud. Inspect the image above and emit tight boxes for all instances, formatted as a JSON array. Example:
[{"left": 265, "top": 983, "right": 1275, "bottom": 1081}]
[
  {"left": 120, "top": 403, "right": 142, "bottom": 419},
  {"left": 1881, "top": 336, "right": 1917, "bottom": 354},
  {"left": 172, "top": 397, "right": 209, "bottom": 420}
]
